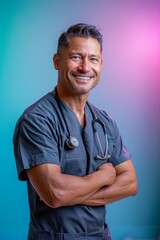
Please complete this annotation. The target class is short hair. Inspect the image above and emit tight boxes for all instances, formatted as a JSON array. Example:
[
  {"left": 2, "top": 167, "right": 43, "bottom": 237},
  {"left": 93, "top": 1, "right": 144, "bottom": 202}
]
[{"left": 57, "top": 23, "right": 103, "bottom": 55}]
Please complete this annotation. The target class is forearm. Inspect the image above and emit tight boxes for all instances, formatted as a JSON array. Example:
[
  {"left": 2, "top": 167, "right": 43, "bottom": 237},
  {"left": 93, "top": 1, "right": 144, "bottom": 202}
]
[
  {"left": 82, "top": 174, "right": 137, "bottom": 206},
  {"left": 27, "top": 163, "right": 116, "bottom": 208},
  {"left": 81, "top": 161, "right": 138, "bottom": 206},
  {"left": 50, "top": 170, "right": 109, "bottom": 206}
]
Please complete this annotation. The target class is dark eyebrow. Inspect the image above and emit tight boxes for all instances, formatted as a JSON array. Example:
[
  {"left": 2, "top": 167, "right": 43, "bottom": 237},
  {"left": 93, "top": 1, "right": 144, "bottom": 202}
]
[
  {"left": 69, "top": 52, "right": 82, "bottom": 56},
  {"left": 89, "top": 54, "right": 101, "bottom": 59},
  {"left": 69, "top": 52, "right": 101, "bottom": 59}
]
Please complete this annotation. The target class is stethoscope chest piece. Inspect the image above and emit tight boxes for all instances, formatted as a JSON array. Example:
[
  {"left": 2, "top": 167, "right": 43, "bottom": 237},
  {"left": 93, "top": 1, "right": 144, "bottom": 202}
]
[
  {"left": 54, "top": 87, "right": 109, "bottom": 158},
  {"left": 65, "top": 136, "right": 79, "bottom": 150}
]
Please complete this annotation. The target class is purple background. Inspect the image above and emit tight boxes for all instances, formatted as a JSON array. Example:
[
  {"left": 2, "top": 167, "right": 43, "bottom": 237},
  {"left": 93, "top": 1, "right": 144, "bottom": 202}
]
[{"left": 1, "top": 1, "right": 160, "bottom": 239}]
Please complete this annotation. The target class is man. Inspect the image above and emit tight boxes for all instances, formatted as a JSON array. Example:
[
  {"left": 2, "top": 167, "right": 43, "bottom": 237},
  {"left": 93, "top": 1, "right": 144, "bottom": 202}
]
[{"left": 13, "top": 23, "right": 138, "bottom": 240}]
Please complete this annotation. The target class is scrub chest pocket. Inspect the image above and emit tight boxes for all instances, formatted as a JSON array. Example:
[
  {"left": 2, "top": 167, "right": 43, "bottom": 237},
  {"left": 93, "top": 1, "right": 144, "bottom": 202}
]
[
  {"left": 61, "top": 146, "right": 88, "bottom": 176},
  {"left": 60, "top": 136, "right": 115, "bottom": 176}
]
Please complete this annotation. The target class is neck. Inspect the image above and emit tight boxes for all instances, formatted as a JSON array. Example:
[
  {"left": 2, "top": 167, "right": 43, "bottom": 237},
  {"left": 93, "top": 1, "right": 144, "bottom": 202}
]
[
  {"left": 56, "top": 86, "right": 88, "bottom": 112},
  {"left": 54, "top": 85, "right": 88, "bottom": 127}
]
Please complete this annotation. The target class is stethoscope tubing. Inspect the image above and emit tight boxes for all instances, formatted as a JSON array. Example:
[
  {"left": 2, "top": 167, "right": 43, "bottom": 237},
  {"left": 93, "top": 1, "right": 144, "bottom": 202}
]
[{"left": 53, "top": 87, "right": 110, "bottom": 160}]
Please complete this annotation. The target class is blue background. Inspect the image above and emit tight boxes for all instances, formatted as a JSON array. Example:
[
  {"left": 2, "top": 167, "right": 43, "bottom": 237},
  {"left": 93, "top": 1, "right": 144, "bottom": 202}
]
[{"left": 1, "top": 0, "right": 160, "bottom": 239}]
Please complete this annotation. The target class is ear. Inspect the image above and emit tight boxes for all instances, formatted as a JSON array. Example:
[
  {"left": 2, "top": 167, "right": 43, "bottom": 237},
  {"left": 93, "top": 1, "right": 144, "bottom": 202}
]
[{"left": 53, "top": 54, "right": 60, "bottom": 70}]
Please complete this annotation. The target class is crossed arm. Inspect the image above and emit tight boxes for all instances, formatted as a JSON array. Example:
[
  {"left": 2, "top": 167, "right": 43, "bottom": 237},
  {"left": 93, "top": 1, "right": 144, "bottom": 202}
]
[
  {"left": 26, "top": 160, "right": 137, "bottom": 208},
  {"left": 82, "top": 160, "right": 138, "bottom": 206}
]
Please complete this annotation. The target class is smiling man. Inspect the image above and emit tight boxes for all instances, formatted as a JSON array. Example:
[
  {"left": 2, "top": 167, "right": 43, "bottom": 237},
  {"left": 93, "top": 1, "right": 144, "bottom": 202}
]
[
  {"left": 13, "top": 23, "right": 138, "bottom": 240},
  {"left": 54, "top": 36, "right": 102, "bottom": 97}
]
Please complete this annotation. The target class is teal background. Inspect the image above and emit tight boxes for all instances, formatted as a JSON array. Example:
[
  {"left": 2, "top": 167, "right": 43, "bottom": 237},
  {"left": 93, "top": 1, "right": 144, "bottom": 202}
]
[{"left": 1, "top": 0, "right": 160, "bottom": 239}]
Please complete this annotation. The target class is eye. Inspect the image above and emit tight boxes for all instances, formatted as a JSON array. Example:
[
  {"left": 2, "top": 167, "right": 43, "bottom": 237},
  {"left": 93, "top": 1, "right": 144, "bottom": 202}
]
[
  {"left": 70, "top": 55, "right": 82, "bottom": 61},
  {"left": 90, "top": 57, "right": 99, "bottom": 63}
]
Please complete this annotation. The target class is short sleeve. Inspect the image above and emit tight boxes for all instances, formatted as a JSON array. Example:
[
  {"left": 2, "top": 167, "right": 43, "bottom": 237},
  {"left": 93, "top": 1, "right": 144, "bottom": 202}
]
[
  {"left": 109, "top": 117, "right": 131, "bottom": 166},
  {"left": 13, "top": 112, "right": 60, "bottom": 181},
  {"left": 99, "top": 109, "right": 131, "bottom": 166}
]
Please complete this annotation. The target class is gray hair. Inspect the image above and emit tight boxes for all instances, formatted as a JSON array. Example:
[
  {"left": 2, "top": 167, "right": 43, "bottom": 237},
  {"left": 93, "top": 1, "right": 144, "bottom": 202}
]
[{"left": 57, "top": 23, "right": 103, "bottom": 56}]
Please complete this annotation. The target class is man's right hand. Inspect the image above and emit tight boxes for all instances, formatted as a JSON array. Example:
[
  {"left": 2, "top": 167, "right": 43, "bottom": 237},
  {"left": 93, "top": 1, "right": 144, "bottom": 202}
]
[{"left": 98, "top": 163, "right": 116, "bottom": 186}]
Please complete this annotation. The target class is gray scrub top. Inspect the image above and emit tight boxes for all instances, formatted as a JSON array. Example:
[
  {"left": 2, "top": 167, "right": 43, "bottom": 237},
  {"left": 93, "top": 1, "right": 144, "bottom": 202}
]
[{"left": 13, "top": 91, "right": 131, "bottom": 237}]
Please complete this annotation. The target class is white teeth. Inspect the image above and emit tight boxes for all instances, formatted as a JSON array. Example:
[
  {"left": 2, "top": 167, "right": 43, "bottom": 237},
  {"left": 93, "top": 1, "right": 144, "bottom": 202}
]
[{"left": 76, "top": 76, "right": 91, "bottom": 80}]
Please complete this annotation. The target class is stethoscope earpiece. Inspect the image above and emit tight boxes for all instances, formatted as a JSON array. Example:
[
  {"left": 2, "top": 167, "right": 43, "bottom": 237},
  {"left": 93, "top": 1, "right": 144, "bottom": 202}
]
[{"left": 65, "top": 136, "right": 79, "bottom": 150}]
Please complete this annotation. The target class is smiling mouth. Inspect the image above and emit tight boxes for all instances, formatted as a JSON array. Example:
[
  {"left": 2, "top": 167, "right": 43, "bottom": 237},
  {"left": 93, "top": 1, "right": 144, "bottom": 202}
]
[{"left": 72, "top": 75, "right": 93, "bottom": 81}]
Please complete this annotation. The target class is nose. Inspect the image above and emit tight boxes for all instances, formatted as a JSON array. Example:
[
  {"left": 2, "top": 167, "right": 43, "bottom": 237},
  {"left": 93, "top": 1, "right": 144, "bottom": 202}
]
[{"left": 78, "top": 59, "right": 91, "bottom": 73}]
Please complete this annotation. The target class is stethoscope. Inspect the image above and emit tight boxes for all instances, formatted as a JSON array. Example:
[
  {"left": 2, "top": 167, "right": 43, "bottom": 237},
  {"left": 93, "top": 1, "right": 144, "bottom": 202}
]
[{"left": 54, "top": 87, "right": 110, "bottom": 160}]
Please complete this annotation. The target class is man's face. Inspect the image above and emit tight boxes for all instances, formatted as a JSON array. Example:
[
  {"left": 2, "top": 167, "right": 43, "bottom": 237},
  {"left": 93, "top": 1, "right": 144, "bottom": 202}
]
[{"left": 54, "top": 36, "right": 103, "bottom": 96}]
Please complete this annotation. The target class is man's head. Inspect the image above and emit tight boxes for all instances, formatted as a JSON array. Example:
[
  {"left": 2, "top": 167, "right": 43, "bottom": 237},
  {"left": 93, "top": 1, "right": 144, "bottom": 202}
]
[
  {"left": 54, "top": 23, "right": 103, "bottom": 96},
  {"left": 57, "top": 23, "right": 103, "bottom": 57}
]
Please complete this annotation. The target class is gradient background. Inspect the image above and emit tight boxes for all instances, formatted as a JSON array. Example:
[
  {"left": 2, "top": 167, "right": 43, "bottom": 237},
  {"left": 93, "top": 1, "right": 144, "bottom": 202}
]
[{"left": 1, "top": 0, "right": 160, "bottom": 239}]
